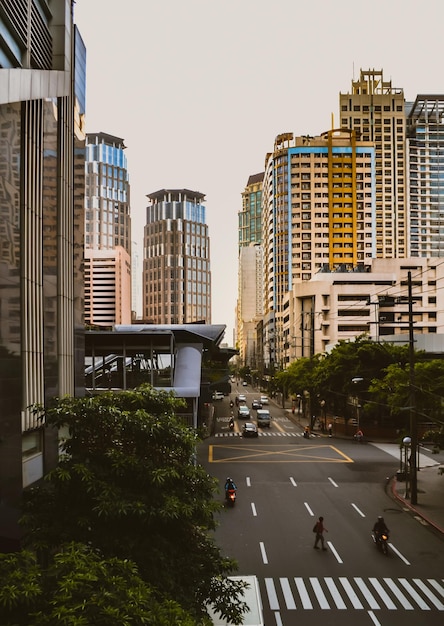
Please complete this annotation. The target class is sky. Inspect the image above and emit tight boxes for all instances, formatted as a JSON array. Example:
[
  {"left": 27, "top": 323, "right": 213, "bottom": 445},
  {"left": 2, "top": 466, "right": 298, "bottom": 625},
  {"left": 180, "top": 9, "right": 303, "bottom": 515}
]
[{"left": 73, "top": 0, "right": 444, "bottom": 346}]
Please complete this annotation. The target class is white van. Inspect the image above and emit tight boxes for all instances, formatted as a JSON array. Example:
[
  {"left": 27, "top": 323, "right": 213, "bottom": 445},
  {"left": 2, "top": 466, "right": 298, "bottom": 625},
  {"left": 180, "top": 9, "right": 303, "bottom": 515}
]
[
  {"left": 256, "top": 409, "right": 271, "bottom": 428},
  {"left": 208, "top": 576, "right": 264, "bottom": 626}
]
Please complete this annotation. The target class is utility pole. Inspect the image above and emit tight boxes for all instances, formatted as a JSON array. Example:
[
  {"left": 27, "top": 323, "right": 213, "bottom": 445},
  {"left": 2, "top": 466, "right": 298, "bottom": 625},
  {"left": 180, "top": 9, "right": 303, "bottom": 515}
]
[{"left": 408, "top": 271, "right": 418, "bottom": 505}]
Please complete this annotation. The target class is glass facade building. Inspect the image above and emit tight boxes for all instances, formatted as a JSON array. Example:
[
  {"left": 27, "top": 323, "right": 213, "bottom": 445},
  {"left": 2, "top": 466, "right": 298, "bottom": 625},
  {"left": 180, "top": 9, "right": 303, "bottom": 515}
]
[{"left": 0, "top": 0, "right": 85, "bottom": 549}]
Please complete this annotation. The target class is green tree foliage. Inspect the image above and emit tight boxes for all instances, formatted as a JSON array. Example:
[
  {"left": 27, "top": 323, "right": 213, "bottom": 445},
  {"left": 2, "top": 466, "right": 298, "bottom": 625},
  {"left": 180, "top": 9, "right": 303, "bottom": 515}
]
[
  {"left": 0, "top": 542, "right": 198, "bottom": 625},
  {"left": 18, "top": 385, "right": 247, "bottom": 623}
]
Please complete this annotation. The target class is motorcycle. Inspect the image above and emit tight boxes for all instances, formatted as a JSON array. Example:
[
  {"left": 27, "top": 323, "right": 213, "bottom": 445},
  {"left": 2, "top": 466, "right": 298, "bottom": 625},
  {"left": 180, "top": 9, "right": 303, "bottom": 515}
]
[
  {"left": 230, "top": 400, "right": 234, "bottom": 408},
  {"left": 229, "top": 418, "right": 234, "bottom": 431},
  {"left": 372, "top": 531, "right": 389, "bottom": 555},
  {"left": 225, "top": 488, "right": 236, "bottom": 506}
]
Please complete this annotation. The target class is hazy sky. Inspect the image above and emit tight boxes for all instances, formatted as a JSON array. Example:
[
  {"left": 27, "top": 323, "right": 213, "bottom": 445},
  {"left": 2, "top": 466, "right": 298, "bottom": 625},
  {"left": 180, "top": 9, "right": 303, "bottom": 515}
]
[{"left": 73, "top": 0, "right": 444, "bottom": 345}]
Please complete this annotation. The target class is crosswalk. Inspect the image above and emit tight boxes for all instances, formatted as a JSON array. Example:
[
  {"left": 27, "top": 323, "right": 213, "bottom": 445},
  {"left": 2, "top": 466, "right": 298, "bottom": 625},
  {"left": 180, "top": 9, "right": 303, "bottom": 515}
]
[
  {"left": 260, "top": 576, "right": 444, "bottom": 612},
  {"left": 215, "top": 431, "right": 317, "bottom": 438}
]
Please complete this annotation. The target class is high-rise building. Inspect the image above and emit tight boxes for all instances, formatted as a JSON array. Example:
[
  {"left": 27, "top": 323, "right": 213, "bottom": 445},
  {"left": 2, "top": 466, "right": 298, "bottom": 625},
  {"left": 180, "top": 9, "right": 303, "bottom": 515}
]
[
  {"left": 406, "top": 95, "right": 444, "bottom": 257},
  {"left": 0, "top": 0, "right": 85, "bottom": 549},
  {"left": 84, "top": 132, "right": 132, "bottom": 326},
  {"left": 239, "top": 173, "right": 264, "bottom": 247},
  {"left": 143, "top": 189, "right": 211, "bottom": 324},
  {"left": 339, "top": 69, "right": 407, "bottom": 258},
  {"left": 261, "top": 130, "right": 374, "bottom": 367},
  {"left": 237, "top": 243, "right": 263, "bottom": 366}
]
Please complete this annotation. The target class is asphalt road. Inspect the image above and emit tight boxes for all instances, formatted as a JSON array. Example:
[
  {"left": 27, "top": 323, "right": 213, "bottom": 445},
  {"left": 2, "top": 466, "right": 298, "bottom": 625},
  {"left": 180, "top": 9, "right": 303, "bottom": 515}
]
[{"left": 198, "top": 388, "right": 444, "bottom": 626}]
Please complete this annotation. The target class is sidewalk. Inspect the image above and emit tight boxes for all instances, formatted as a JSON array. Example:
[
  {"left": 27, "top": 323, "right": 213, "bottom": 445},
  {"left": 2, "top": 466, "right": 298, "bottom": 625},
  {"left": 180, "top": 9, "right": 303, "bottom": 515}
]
[{"left": 282, "top": 406, "right": 444, "bottom": 536}]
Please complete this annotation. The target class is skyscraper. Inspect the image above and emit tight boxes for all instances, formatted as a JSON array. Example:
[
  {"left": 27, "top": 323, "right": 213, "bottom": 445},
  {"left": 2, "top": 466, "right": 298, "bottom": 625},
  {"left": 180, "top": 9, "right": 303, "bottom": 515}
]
[
  {"left": 261, "top": 130, "right": 374, "bottom": 367},
  {"left": 0, "top": 0, "right": 85, "bottom": 548},
  {"left": 406, "top": 95, "right": 444, "bottom": 257},
  {"left": 339, "top": 69, "right": 407, "bottom": 258},
  {"left": 143, "top": 189, "right": 211, "bottom": 324},
  {"left": 84, "top": 132, "right": 132, "bottom": 326}
]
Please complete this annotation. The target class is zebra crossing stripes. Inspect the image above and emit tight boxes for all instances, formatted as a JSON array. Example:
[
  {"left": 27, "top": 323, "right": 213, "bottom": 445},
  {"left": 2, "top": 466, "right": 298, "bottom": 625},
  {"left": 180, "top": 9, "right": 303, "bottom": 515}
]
[
  {"left": 215, "top": 431, "right": 306, "bottom": 438},
  {"left": 263, "top": 577, "right": 444, "bottom": 612}
]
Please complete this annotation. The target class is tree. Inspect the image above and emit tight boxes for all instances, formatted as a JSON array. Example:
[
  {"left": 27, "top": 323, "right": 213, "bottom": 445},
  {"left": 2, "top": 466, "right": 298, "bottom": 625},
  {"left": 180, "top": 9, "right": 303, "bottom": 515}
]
[
  {"left": 19, "top": 385, "right": 247, "bottom": 623},
  {"left": 0, "top": 542, "right": 198, "bottom": 625}
]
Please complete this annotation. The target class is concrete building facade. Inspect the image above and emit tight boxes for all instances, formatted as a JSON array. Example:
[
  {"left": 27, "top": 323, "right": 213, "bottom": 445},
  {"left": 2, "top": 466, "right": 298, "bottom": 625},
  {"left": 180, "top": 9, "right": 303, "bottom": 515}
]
[
  {"left": 143, "top": 189, "right": 211, "bottom": 324},
  {"left": 339, "top": 69, "right": 407, "bottom": 259}
]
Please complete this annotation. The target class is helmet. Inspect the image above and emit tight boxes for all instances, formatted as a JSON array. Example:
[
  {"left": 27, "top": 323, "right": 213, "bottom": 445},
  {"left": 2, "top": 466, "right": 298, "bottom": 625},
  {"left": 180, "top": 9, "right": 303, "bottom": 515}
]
[
  {"left": 378, "top": 516, "right": 384, "bottom": 521},
  {"left": 226, "top": 477, "right": 231, "bottom": 481}
]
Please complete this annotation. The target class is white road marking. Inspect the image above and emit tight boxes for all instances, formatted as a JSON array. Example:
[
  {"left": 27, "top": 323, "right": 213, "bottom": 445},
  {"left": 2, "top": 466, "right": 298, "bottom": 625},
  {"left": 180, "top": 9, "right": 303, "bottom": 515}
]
[
  {"left": 309, "top": 577, "right": 330, "bottom": 609},
  {"left": 304, "top": 502, "right": 314, "bottom": 516},
  {"left": 251, "top": 502, "right": 257, "bottom": 516},
  {"left": 328, "top": 476, "right": 339, "bottom": 487},
  {"left": 325, "top": 577, "right": 347, "bottom": 609},
  {"left": 388, "top": 542, "right": 411, "bottom": 565},
  {"left": 273, "top": 611, "right": 283, "bottom": 626},
  {"left": 428, "top": 578, "right": 444, "bottom": 599},
  {"left": 383, "top": 578, "right": 414, "bottom": 610},
  {"left": 280, "top": 577, "right": 296, "bottom": 609},
  {"left": 351, "top": 502, "right": 366, "bottom": 517},
  {"left": 289, "top": 477, "right": 297, "bottom": 487},
  {"left": 265, "top": 578, "right": 279, "bottom": 610},
  {"left": 339, "top": 576, "right": 364, "bottom": 609},
  {"left": 368, "top": 611, "right": 382, "bottom": 626},
  {"left": 326, "top": 541, "right": 343, "bottom": 564},
  {"left": 368, "top": 578, "right": 397, "bottom": 609},
  {"left": 294, "top": 577, "right": 313, "bottom": 609},
  {"left": 398, "top": 578, "right": 431, "bottom": 610},
  {"left": 260, "top": 541, "right": 268, "bottom": 565},
  {"left": 354, "top": 577, "right": 380, "bottom": 610},
  {"left": 246, "top": 476, "right": 251, "bottom": 487}
]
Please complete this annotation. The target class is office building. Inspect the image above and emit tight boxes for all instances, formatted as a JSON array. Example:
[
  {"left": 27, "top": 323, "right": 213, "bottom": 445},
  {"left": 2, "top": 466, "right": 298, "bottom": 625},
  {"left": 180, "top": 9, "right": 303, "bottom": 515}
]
[
  {"left": 143, "top": 189, "right": 211, "bottom": 324},
  {"left": 0, "top": 0, "right": 85, "bottom": 549},
  {"left": 84, "top": 132, "right": 132, "bottom": 326},
  {"left": 406, "top": 95, "right": 444, "bottom": 258},
  {"left": 339, "top": 69, "right": 407, "bottom": 258},
  {"left": 239, "top": 172, "right": 264, "bottom": 247}
]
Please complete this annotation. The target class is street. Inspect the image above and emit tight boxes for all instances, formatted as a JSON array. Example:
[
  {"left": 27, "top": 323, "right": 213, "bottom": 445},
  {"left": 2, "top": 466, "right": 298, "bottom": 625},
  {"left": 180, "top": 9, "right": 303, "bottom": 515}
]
[{"left": 198, "top": 388, "right": 444, "bottom": 626}]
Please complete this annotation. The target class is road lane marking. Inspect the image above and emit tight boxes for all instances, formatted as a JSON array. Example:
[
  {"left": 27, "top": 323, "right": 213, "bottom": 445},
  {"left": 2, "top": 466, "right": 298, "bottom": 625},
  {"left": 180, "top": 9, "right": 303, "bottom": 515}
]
[
  {"left": 309, "top": 577, "right": 329, "bottom": 609},
  {"left": 383, "top": 578, "right": 414, "bottom": 609},
  {"left": 273, "top": 612, "right": 283, "bottom": 626},
  {"left": 368, "top": 611, "right": 382, "bottom": 626},
  {"left": 260, "top": 541, "right": 268, "bottom": 564},
  {"left": 414, "top": 579, "right": 444, "bottom": 609},
  {"left": 289, "top": 476, "right": 297, "bottom": 487},
  {"left": 388, "top": 543, "right": 411, "bottom": 565},
  {"left": 351, "top": 502, "right": 366, "bottom": 517},
  {"left": 246, "top": 476, "right": 251, "bottom": 487},
  {"left": 251, "top": 502, "right": 257, "bottom": 516},
  {"left": 280, "top": 577, "right": 296, "bottom": 609},
  {"left": 398, "top": 578, "right": 431, "bottom": 610},
  {"left": 369, "top": 578, "right": 397, "bottom": 609},
  {"left": 326, "top": 541, "right": 343, "bottom": 564},
  {"left": 328, "top": 476, "right": 339, "bottom": 487},
  {"left": 354, "top": 577, "right": 380, "bottom": 610},
  {"left": 325, "top": 577, "right": 347, "bottom": 609},
  {"left": 265, "top": 578, "right": 279, "bottom": 609},
  {"left": 339, "top": 576, "right": 364, "bottom": 609},
  {"left": 428, "top": 578, "right": 444, "bottom": 599},
  {"left": 304, "top": 501, "right": 314, "bottom": 516},
  {"left": 294, "top": 577, "right": 313, "bottom": 609}
]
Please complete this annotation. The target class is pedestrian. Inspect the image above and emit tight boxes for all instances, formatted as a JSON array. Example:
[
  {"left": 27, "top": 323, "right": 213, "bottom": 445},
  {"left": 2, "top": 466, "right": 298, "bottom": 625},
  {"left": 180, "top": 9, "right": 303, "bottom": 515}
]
[
  {"left": 313, "top": 516, "right": 328, "bottom": 550},
  {"left": 328, "top": 423, "right": 333, "bottom": 437}
]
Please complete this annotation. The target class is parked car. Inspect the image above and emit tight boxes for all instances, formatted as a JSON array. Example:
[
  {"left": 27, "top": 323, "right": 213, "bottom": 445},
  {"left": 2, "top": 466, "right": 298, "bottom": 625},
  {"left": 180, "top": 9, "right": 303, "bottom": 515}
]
[
  {"left": 237, "top": 405, "right": 250, "bottom": 419},
  {"left": 252, "top": 399, "right": 263, "bottom": 410},
  {"left": 256, "top": 409, "right": 271, "bottom": 428},
  {"left": 212, "top": 391, "right": 224, "bottom": 401},
  {"left": 242, "top": 422, "right": 258, "bottom": 438},
  {"left": 260, "top": 395, "right": 269, "bottom": 405}
]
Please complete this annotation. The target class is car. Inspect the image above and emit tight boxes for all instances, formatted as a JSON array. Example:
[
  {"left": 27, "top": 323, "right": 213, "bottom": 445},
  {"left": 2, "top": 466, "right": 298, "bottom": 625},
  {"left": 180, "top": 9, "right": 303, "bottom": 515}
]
[
  {"left": 252, "top": 399, "right": 262, "bottom": 410},
  {"left": 237, "top": 405, "right": 250, "bottom": 419},
  {"left": 256, "top": 408, "right": 271, "bottom": 428},
  {"left": 242, "top": 381, "right": 248, "bottom": 386},
  {"left": 242, "top": 422, "right": 258, "bottom": 438},
  {"left": 212, "top": 391, "right": 224, "bottom": 401},
  {"left": 260, "top": 395, "right": 269, "bottom": 405},
  {"left": 237, "top": 394, "right": 247, "bottom": 403}
]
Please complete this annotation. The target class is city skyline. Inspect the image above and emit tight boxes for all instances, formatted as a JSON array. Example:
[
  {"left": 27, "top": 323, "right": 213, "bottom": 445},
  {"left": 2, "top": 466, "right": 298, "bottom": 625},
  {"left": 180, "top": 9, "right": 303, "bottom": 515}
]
[{"left": 73, "top": 0, "right": 444, "bottom": 345}]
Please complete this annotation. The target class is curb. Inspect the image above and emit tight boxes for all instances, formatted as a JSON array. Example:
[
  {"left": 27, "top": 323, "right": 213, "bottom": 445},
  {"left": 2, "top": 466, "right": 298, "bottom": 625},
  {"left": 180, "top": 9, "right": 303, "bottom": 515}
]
[{"left": 390, "top": 476, "right": 444, "bottom": 535}]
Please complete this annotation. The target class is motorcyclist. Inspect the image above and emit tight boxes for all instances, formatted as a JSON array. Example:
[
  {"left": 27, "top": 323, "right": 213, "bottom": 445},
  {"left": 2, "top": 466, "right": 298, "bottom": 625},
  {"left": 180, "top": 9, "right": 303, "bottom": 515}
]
[
  {"left": 373, "top": 516, "right": 389, "bottom": 541},
  {"left": 229, "top": 415, "right": 234, "bottom": 429},
  {"left": 225, "top": 477, "right": 237, "bottom": 493},
  {"left": 303, "top": 426, "right": 310, "bottom": 439}
]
